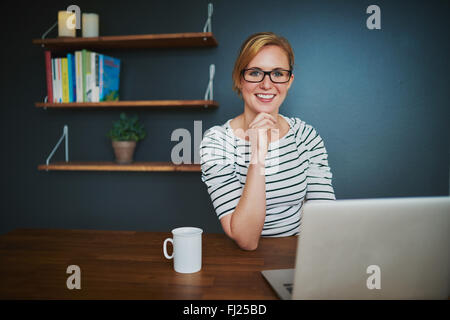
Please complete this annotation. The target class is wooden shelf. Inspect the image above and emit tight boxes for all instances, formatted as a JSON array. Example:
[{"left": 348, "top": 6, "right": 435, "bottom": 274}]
[
  {"left": 35, "top": 100, "right": 218, "bottom": 109},
  {"left": 35, "top": 30, "right": 215, "bottom": 175},
  {"left": 38, "top": 161, "right": 200, "bottom": 172},
  {"left": 32, "top": 32, "right": 218, "bottom": 50}
]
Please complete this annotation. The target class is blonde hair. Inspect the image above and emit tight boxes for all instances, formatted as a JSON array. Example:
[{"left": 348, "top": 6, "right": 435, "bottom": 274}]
[{"left": 232, "top": 32, "right": 295, "bottom": 96}]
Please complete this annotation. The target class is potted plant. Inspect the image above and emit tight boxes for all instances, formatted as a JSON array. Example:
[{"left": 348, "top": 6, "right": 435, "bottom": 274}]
[{"left": 107, "top": 113, "right": 146, "bottom": 164}]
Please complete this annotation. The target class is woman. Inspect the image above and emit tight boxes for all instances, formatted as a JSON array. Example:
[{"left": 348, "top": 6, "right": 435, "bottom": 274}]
[{"left": 200, "top": 32, "right": 335, "bottom": 251}]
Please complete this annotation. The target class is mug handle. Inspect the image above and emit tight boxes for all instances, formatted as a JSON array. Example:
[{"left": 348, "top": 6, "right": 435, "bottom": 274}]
[{"left": 163, "top": 238, "right": 174, "bottom": 259}]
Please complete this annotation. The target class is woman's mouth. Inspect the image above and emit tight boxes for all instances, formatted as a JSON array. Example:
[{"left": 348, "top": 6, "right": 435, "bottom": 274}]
[{"left": 255, "top": 93, "right": 276, "bottom": 103}]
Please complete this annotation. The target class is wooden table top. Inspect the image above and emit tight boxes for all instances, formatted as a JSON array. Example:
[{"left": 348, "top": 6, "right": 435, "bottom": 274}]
[{"left": 0, "top": 229, "right": 297, "bottom": 299}]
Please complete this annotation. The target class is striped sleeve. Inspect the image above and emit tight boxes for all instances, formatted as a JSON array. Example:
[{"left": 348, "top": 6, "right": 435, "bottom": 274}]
[
  {"left": 299, "top": 123, "right": 336, "bottom": 201},
  {"left": 200, "top": 127, "right": 243, "bottom": 219}
]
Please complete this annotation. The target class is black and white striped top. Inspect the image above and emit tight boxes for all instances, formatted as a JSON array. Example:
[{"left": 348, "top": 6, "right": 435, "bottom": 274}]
[{"left": 200, "top": 114, "right": 335, "bottom": 237}]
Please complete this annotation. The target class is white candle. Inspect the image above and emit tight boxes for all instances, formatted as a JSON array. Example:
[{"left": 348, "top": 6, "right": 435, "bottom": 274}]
[
  {"left": 82, "top": 13, "right": 99, "bottom": 38},
  {"left": 58, "top": 11, "right": 76, "bottom": 37}
]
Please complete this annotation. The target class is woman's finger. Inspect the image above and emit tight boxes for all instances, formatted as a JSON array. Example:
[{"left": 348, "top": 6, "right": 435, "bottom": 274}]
[
  {"left": 249, "top": 113, "right": 276, "bottom": 127},
  {"left": 249, "top": 118, "right": 277, "bottom": 129},
  {"left": 248, "top": 113, "right": 277, "bottom": 128}
]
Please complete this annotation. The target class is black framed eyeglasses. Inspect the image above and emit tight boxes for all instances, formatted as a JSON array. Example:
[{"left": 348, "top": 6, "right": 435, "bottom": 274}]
[{"left": 242, "top": 68, "right": 292, "bottom": 83}]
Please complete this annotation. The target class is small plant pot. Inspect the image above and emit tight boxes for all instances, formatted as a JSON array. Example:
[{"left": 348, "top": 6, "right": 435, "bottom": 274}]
[{"left": 112, "top": 140, "right": 136, "bottom": 164}]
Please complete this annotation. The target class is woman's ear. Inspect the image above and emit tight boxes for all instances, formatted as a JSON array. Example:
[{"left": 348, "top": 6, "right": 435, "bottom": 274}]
[{"left": 287, "top": 73, "right": 294, "bottom": 90}]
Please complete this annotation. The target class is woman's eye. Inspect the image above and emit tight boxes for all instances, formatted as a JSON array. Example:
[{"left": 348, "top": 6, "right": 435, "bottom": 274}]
[
  {"left": 249, "top": 70, "right": 261, "bottom": 77},
  {"left": 272, "top": 71, "right": 283, "bottom": 77}
]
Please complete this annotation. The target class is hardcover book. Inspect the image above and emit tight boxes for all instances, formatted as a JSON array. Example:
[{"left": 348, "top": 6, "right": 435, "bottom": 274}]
[
  {"left": 99, "top": 54, "right": 121, "bottom": 101},
  {"left": 67, "top": 53, "right": 75, "bottom": 103},
  {"left": 82, "top": 49, "right": 92, "bottom": 102},
  {"left": 44, "top": 51, "right": 53, "bottom": 103},
  {"left": 75, "top": 51, "right": 83, "bottom": 102},
  {"left": 61, "top": 57, "right": 69, "bottom": 103}
]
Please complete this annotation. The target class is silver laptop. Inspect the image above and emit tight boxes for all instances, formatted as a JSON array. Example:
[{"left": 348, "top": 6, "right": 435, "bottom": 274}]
[{"left": 261, "top": 196, "right": 450, "bottom": 300}]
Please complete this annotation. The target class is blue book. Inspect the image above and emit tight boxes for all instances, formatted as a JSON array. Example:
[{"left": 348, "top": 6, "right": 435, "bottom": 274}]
[
  {"left": 67, "top": 53, "right": 75, "bottom": 102},
  {"left": 70, "top": 54, "right": 76, "bottom": 102},
  {"left": 99, "top": 54, "right": 120, "bottom": 101}
]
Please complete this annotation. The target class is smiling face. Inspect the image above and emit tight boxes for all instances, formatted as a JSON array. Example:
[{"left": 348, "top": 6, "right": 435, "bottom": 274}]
[{"left": 240, "top": 45, "right": 294, "bottom": 115}]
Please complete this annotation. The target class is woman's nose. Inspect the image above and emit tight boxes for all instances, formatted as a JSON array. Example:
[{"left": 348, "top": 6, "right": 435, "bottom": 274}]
[{"left": 259, "top": 74, "right": 273, "bottom": 90}]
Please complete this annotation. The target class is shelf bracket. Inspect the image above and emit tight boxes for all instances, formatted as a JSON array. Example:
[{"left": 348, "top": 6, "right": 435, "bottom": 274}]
[
  {"left": 204, "top": 64, "right": 215, "bottom": 107},
  {"left": 40, "top": 21, "right": 58, "bottom": 48},
  {"left": 202, "top": 3, "right": 213, "bottom": 36},
  {"left": 45, "top": 125, "right": 69, "bottom": 168}
]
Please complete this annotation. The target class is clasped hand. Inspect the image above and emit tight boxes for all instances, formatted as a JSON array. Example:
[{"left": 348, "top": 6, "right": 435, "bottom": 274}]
[{"left": 246, "top": 113, "right": 279, "bottom": 165}]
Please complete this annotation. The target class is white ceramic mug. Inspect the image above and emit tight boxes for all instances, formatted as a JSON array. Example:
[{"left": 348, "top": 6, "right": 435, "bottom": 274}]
[{"left": 163, "top": 227, "right": 203, "bottom": 273}]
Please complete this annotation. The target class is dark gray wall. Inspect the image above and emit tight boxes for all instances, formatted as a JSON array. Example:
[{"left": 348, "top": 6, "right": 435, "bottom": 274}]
[{"left": 1, "top": 0, "right": 449, "bottom": 235}]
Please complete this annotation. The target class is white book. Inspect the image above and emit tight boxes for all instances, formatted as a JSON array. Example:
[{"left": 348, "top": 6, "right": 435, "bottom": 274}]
[
  {"left": 58, "top": 58, "right": 63, "bottom": 103},
  {"left": 55, "top": 58, "right": 62, "bottom": 103},
  {"left": 75, "top": 51, "right": 83, "bottom": 102},
  {"left": 51, "top": 58, "right": 56, "bottom": 103},
  {"left": 86, "top": 73, "right": 92, "bottom": 102},
  {"left": 53, "top": 59, "right": 58, "bottom": 103},
  {"left": 94, "top": 53, "right": 100, "bottom": 102},
  {"left": 90, "top": 52, "right": 99, "bottom": 102}
]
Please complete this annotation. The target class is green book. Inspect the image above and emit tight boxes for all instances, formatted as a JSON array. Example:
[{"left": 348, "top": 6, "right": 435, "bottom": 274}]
[{"left": 81, "top": 49, "right": 92, "bottom": 102}]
